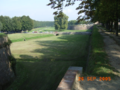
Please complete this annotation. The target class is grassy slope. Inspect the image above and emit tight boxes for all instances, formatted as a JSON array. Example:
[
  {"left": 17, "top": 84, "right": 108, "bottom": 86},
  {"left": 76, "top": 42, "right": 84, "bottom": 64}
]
[
  {"left": 8, "top": 34, "right": 54, "bottom": 42},
  {"left": 86, "top": 25, "right": 118, "bottom": 79},
  {"left": 8, "top": 27, "right": 91, "bottom": 43},
  {"left": 7, "top": 34, "right": 89, "bottom": 90},
  {"left": 29, "top": 27, "right": 91, "bottom": 33},
  {"left": 0, "top": 33, "right": 6, "bottom": 38},
  {"left": 10, "top": 35, "right": 89, "bottom": 61}
]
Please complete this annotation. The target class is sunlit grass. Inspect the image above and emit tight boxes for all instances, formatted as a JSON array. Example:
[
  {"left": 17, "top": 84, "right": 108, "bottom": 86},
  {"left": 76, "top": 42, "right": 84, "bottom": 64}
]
[
  {"left": 7, "top": 34, "right": 89, "bottom": 90},
  {"left": 10, "top": 35, "right": 89, "bottom": 60},
  {"left": 8, "top": 34, "right": 54, "bottom": 42}
]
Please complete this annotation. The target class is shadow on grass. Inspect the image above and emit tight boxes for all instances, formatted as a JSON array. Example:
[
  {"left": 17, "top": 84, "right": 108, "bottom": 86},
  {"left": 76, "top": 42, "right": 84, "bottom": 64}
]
[
  {"left": 7, "top": 29, "right": 93, "bottom": 90},
  {"left": 18, "top": 34, "right": 90, "bottom": 69},
  {"left": 11, "top": 60, "right": 81, "bottom": 90}
]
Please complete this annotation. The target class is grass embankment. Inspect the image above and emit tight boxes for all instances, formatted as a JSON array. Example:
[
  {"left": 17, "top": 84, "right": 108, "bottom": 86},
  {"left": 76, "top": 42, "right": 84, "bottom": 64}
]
[
  {"left": 7, "top": 34, "right": 89, "bottom": 90},
  {"left": 29, "top": 27, "right": 91, "bottom": 33},
  {"left": 86, "top": 25, "right": 118, "bottom": 79},
  {"left": 0, "top": 33, "right": 6, "bottom": 38},
  {"left": 8, "top": 34, "right": 54, "bottom": 43}
]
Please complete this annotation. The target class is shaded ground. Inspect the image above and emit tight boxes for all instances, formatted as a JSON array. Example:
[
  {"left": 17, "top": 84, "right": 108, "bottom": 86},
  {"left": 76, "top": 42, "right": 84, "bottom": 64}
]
[
  {"left": 10, "top": 35, "right": 89, "bottom": 61},
  {"left": 73, "top": 26, "right": 120, "bottom": 90},
  {"left": 6, "top": 34, "right": 90, "bottom": 90}
]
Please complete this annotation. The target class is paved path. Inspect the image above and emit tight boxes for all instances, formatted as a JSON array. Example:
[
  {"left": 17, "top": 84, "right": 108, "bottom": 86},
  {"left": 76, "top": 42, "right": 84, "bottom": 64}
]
[{"left": 73, "top": 27, "right": 120, "bottom": 90}]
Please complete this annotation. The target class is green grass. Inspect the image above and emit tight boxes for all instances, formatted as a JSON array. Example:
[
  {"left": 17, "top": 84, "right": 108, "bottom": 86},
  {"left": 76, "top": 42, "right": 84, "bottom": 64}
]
[
  {"left": 85, "top": 25, "right": 120, "bottom": 79},
  {"left": 0, "top": 33, "right": 6, "bottom": 38},
  {"left": 8, "top": 27, "right": 91, "bottom": 43},
  {"left": 6, "top": 34, "right": 89, "bottom": 90},
  {"left": 8, "top": 34, "right": 54, "bottom": 42},
  {"left": 29, "top": 27, "right": 91, "bottom": 33}
]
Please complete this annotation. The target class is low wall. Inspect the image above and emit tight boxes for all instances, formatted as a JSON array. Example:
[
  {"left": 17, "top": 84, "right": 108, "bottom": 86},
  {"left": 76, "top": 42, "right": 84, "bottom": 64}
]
[
  {"left": 55, "top": 32, "right": 92, "bottom": 35},
  {"left": 56, "top": 67, "right": 83, "bottom": 90},
  {"left": 0, "top": 35, "right": 15, "bottom": 86},
  {"left": 67, "top": 24, "right": 94, "bottom": 30}
]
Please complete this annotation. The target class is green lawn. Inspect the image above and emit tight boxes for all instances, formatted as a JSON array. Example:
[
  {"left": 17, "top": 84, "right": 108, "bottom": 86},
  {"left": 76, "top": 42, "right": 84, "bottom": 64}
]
[
  {"left": 8, "top": 34, "right": 54, "bottom": 42},
  {"left": 29, "top": 27, "right": 91, "bottom": 33},
  {"left": 6, "top": 34, "right": 89, "bottom": 90},
  {"left": 6, "top": 25, "right": 120, "bottom": 90},
  {"left": 8, "top": 28, "right": 90, "bottom": 43}
]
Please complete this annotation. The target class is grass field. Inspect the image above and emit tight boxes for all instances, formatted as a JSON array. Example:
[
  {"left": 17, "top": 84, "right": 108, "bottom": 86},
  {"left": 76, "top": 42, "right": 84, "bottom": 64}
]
[
  {"left": 8, "top": 34, "right": 54, "bottom": 42},
  {"left": 29, "top": 27, "right": 91, "bottom": 33},
  {"left": 6, "top": 34, "right": 89, "bottom": 90},
  {"left": 8, "top": 28, "right": 90, "bottom": 43},
  {"left": 6, "top": 26, "right": 120, "bottom": 90}
]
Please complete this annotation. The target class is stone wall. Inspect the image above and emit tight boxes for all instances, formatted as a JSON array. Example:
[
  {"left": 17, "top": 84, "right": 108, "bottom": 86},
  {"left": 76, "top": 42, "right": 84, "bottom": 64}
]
[
  {"left": 0, "top": 35, "right": 15, "bottom": 86},
  {"left": 67, "top": 24, "right": 94, "bottom": 30},
  {"left": 54, "top": 32, "right": 92, "bottom": 35}
]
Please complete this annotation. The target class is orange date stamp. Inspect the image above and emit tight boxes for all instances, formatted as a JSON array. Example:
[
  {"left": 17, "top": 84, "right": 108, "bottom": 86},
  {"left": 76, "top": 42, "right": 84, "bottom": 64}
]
[{"left": 78, "top": 77, "right": 111, "bottom": 81}]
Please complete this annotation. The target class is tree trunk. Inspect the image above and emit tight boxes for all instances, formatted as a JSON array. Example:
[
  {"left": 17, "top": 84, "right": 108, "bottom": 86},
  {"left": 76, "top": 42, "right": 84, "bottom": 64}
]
[
  {"left": 115, "top": 0, "right": 118, "bottom": 36},
  {"left": 106, "top": 22, "right": 109, "bottom": 30},
  {"left": 108, "top": 21, "right": 110, "bottom": 31},
  {"left": 110, "top": 21, "right": 113, "bottom": 32},
  {"left": 115, "top": 21, "right": 118, "bottom": 36}
]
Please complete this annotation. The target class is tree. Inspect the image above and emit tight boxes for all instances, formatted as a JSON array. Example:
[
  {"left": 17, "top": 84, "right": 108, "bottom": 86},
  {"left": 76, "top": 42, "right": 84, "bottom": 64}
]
[
  {"left": 68, "top": 20, "right": 77, "bottom": 25},
  {"left": 20, "top": 15, "right": 33, "bottom": 31},
  {"left": 0, "top": 22, "right": 3, "bottom": 31},
  {"left": 33, "top": 20, "right": 54, "bottom": 28},
  {"left": 3, "top": 16, "right": 13, "bottom": 32},
  {"left": 54, "top": 12, "right": 68, "bottom": 30},
  {"left": 12, "top": 16, "right": 22, "bottom": 32},
  {"left": 0, "top": 15, "right": 5, "bottom": 32},
  {"left": 47, "top": 0, "right": 120, "bottom": 36}
]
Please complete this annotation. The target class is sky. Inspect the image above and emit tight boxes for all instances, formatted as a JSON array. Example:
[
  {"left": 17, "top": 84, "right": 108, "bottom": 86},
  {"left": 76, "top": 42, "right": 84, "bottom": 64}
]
[{"left": 0, "top": 0, "right": 83, "bottom": 21}]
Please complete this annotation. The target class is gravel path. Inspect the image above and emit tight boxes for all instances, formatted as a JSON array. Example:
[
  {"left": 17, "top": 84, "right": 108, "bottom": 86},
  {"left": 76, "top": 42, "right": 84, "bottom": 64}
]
[{"left": 73, "top": 27, "right": 120, "bottom": 90}]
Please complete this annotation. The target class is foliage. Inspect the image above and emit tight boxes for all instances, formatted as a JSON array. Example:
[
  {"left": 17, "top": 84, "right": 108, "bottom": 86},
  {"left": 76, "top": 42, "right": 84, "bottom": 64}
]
[
  {"left": 0, "top": 21, "right": 3, "bottom": 31},
  {"left": 8, "top": 55, "right": 16, "bottom": 75},
  {"left": 0, "top": 15, "right": 33, "bottom": 32},
  {"left": 47, "top": 0, "right": 120, "bottom": 36},
  {"left": 0, "top": 33, "right": 6, "bottom": 38},
  {"left": 20, "top": 16, "right": 33, "bottom": 31},
  {"left": 12, "top": 16, "right": 22, "bottom": 31},
  {"left": 54, "top": 12, "right": 68, "bottom": 30},
  {"left": 33, "top": 20, "right": 54, "bottom": 28}
]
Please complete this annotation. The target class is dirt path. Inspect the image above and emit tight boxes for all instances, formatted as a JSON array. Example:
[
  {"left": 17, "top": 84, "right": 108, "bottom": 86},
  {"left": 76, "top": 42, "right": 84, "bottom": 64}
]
[{"left": 73, "top": 27, "right": 120, "bottom": 90}]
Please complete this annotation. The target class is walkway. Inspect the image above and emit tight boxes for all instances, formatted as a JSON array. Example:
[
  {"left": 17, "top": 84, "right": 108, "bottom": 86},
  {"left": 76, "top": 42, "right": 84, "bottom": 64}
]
[{"left": 73, "top": 26, "right": 120, "bottom": 90}]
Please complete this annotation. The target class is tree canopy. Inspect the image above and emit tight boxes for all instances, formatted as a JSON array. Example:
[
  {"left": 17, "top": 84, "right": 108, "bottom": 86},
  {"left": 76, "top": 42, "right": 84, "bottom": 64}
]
[
  {"left": 0, "top": 15, "right": 55, "bottom": 33},
  {"left": 47, "top": 0, "right": 120, "bottom": 36},
  {"left": 0, "top": 22, "right": 3, "bottom": 31},
  {"left": 33, "top": 20, "right": 54, "bottom": 28},
  {"left": 54, "top": 12, "right": 68, "bottom": 30}
]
